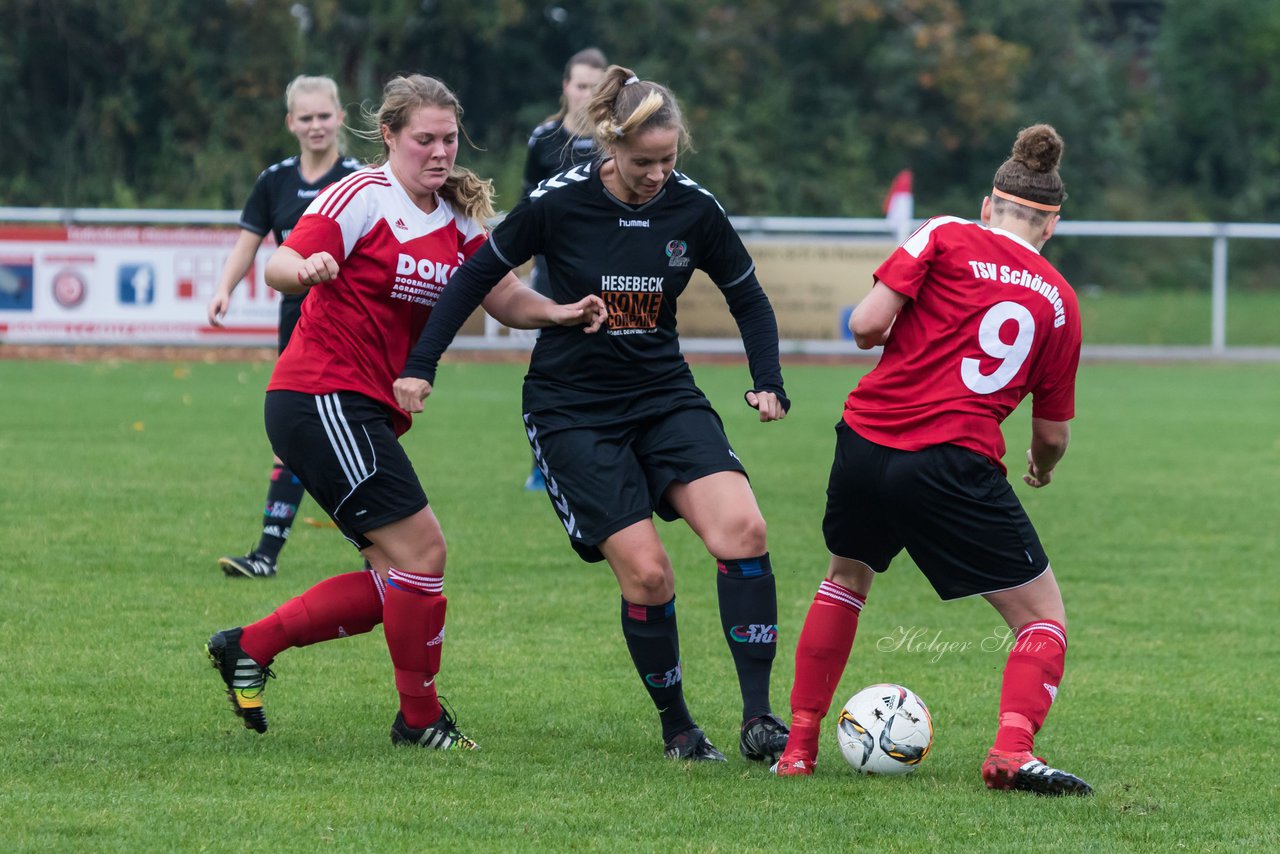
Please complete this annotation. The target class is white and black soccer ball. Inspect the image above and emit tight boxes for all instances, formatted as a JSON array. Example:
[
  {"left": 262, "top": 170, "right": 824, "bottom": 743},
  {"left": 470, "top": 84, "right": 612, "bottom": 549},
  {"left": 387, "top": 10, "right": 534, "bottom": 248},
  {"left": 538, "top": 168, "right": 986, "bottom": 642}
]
[{"left": 836, "top": 683, "right": 933, "bottom": 775}]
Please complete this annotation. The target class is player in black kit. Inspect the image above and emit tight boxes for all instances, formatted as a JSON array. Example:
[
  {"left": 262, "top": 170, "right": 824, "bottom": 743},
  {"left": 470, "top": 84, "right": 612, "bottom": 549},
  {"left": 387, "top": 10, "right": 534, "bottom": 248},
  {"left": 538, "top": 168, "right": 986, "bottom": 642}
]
[
  {"left": 522, "top": 48, "right": 609, "bottom": 201},
  {"left": 519, "top": 47, "right": 608, "bottom": 490},
  {"left": 398, "top": 65, "right": 792, "bottom": 764},
  {"left": 208, "top": 75, "right": 362, "bottom": 579}
]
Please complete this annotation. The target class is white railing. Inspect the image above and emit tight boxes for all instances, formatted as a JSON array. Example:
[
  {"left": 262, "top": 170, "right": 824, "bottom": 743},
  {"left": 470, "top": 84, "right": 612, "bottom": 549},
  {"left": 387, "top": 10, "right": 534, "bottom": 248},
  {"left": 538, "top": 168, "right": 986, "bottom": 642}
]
[{"left": 3, "top": 207, "right": 1278, "bottom": 357}]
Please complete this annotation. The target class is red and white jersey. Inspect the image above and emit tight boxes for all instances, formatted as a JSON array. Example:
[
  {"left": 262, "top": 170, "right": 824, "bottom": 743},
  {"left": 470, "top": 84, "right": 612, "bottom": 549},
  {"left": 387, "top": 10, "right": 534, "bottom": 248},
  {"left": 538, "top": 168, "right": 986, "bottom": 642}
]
[
  {"left": 845, "top": 216, "right": 1082, "bottom": 470},
  {"left": 269, "top": 163, "right": 488, "bottom": 435}
]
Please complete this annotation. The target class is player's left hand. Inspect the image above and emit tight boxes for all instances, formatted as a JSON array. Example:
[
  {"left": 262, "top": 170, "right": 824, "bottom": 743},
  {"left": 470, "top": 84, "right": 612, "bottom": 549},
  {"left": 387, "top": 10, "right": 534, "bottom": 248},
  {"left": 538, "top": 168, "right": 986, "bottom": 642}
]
[
  {"left": 393, "top": 377, "right": 433, "bottom": 413},
  {"left": 745, "top": 390, "right": 787, "bottom": 422},
  {"left": 551, "top": 295, "right": 608, "bottom": 333}
]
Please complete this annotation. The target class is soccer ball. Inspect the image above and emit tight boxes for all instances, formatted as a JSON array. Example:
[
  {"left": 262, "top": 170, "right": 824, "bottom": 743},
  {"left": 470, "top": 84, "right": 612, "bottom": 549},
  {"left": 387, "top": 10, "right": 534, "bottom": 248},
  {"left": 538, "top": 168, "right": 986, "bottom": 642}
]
[{"left": 836, "top": 683, "right": 933, "bottom": 775}]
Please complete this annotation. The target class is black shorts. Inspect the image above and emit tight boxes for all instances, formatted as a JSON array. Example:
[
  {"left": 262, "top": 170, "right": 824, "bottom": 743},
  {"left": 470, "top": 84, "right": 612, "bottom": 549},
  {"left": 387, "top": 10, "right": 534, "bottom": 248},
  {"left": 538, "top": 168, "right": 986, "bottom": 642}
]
[
  {"left": 264, "top": 390, "right": 428, "bottom": 550},
  {"left": 277, "top": 293, "right": 305, "bottom": 355},
  {"left": 822, "top": 421, "right": 1049, "bottom": 600},
  {"left": 526, "top": 401, "right": 747, "bottom": 563}
]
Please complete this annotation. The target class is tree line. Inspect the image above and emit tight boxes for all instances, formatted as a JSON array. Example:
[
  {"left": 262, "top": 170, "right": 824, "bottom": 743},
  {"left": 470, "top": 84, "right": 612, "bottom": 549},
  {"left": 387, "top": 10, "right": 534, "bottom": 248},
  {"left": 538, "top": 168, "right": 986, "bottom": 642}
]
[{"left": 2, "top": 0, "right": 1276, "bottom": 288}]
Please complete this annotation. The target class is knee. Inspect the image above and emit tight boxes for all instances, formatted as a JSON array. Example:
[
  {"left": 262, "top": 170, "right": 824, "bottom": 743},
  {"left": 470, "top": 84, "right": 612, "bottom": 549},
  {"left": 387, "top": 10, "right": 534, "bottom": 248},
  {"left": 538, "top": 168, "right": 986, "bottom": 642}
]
[
  {"left": 634, "top": 574, "right": 672, "bottom": 603},
  {"left": 619, "top": 560, "right": 675, "bottom": 605},
  {"left": 423, "top": 537, "right": 447, "bottom": 571},
  {"left": 704, "top": 513, "right": 767, "bottom": 559},
  {"left": 394, "top": 530, "right": 447, "bottom": 575}
]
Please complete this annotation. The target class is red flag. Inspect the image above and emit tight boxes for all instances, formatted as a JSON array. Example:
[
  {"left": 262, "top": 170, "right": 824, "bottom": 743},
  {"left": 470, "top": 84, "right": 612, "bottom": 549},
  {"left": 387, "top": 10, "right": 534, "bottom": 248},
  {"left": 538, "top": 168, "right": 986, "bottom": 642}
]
[{"left": 882, "top": 169, "right": 913, "bottom": 220}]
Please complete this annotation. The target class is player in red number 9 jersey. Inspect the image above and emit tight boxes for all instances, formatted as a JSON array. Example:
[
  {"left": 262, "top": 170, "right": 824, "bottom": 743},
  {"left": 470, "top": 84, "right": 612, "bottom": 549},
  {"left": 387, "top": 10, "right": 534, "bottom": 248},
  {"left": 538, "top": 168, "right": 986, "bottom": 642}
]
[
  {"left": 203, "top": 75, "right": 605, "bottom": 752},
  {"left": 774, "top": 125, "right": 1092, "bottom": 796}
]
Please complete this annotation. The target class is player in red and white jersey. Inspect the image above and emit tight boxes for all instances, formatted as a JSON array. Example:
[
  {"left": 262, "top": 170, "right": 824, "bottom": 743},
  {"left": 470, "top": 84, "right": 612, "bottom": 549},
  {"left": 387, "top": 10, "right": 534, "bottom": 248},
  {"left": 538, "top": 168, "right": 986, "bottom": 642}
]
[
  {"left": 267, "top": 158, "right": 490, "bottom": 437},
  {"left": 204, "top": 75, "right": 605, "bottom": 752},
  {"left": 775, "top": 125, "right": 1093, "bottom": 796},
  {"left": 846, "top": 209, "right": 1080, "bottom": 470}
]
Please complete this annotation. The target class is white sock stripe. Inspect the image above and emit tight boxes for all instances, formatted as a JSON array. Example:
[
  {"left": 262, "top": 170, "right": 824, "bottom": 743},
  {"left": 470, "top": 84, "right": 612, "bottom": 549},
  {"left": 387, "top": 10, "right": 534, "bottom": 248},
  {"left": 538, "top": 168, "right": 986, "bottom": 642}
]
[
  {"left": 388, "top": 568, "right": 444, "bottom": 594},
  {"left": 369, "top": 569, "right": 386, "bottom": 603},
  {"left": 818, "top": 580, "right": 865, "bottom": 611},
  {"left": 1017, "top": 621, "right": 1067, "bottom": 650}
]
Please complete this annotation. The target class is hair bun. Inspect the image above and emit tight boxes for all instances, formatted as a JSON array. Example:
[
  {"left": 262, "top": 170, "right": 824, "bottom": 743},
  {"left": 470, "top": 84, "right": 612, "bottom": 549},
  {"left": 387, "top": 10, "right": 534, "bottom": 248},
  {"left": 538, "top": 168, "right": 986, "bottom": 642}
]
[{"left": 1011, "top": 124, "right": 1063, "bottom": 174}]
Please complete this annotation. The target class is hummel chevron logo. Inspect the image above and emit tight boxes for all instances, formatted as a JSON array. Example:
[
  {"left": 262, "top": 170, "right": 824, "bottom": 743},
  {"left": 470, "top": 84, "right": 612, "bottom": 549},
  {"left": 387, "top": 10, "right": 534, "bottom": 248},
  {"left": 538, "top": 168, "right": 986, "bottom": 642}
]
[
  {"left": 530, "top": 165, "right": 590, "bottom": 199},
  {"left": 675, "top": 171, "right": 725, "bottom": 213}
]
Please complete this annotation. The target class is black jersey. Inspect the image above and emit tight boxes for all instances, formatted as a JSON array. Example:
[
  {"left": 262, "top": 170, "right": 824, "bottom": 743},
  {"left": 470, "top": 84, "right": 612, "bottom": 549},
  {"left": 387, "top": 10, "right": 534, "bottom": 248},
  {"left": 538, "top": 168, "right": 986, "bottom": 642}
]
[
  {"left": 405, "top": 160, "right": 785, "bottom": 419},
  {"left": 521, "top": 119, "right": 597, "bottom": 198},
  {"left": 240, "top": 155, "right": 363, "bottom": 244}
]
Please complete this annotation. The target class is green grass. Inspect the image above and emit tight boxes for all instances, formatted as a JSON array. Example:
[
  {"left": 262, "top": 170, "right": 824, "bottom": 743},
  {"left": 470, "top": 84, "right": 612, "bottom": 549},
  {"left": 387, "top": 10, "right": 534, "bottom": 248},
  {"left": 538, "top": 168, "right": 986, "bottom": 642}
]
[
  {"left": 1, "top": 356, "right": 1278, "bottom": 851},
  {"left": 1078, "top": 289, "right": 1280, "bottom": 346}
]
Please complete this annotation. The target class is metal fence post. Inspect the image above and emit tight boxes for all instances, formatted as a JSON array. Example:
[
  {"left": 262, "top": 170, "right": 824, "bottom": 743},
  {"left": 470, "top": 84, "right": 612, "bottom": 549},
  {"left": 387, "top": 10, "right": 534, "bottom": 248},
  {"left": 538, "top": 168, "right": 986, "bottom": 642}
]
[{"left": 1212, "top": 233, "right": 1228, "bottom": 355}]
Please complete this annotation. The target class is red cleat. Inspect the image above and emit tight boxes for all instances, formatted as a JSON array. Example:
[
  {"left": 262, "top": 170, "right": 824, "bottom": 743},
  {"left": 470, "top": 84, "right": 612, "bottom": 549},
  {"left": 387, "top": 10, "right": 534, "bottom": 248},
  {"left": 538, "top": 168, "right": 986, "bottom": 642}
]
[
  {"left": 983, "top": 748, "right": 1092, "bottom": 796},
  {"left": 771, "top": 756, "right": 816, "bottom": 776}
]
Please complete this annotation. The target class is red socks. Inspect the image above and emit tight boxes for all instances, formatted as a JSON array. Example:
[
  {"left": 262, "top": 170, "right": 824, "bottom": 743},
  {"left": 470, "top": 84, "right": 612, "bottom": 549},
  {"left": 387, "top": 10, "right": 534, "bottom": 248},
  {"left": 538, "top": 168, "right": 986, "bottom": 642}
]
[
  {"left": 992, "top": 620, "right": 1067, "bottom": 754},
  {"left": 784, "top": 579, "right": 866, "bottom": 762},
  {"left": 235, "top": 566, "right": 450, "bottom": 730},
  {"left": 239, "top": 570, "right": 385, "bottom": 665},
  {"left": 383, "top": 569, "right": 447, "bottom": 729}
]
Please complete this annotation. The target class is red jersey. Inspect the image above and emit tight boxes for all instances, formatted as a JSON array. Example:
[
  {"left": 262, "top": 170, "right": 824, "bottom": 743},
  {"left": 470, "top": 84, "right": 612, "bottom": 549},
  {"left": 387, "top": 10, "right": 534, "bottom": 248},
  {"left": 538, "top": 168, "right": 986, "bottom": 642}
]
[
  {"left": 269, "top": 164, "right": 488, "bottom": 435},
  {"left": 845, "top": 216, "right": 1082, "bottom": 470}
]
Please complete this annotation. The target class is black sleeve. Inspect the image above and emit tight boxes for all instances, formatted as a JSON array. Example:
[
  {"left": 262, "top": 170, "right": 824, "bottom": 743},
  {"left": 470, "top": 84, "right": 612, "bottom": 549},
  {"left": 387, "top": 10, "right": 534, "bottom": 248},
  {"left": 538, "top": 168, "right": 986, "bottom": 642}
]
[
  {"left": 521, "top": 126, "right": 551, "bottom": 199},
  {"left": 239, "top": 170, "right": 272, "bottom": 237},
  {"left": 722, "top": 272, "right": 790, "bottom": 412},
  {"left": 401, "top": 240, "right": 514, "bottom": 383}
]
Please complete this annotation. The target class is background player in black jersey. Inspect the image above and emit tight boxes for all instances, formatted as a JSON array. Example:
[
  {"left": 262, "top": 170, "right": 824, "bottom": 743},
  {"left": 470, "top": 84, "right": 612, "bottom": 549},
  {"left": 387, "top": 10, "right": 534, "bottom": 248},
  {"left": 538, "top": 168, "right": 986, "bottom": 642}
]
[
  {"left": 519, "top": 47, "right": 608, "bottom": 491},
  {"left": 399, "top": 65, "right": 793, "bottom": 764},
  {"left": 522, "top": 47, "right": 609, "bottom": 201},
  {"left": 207, "top": 75, "right": 362, "bottom": 579}
]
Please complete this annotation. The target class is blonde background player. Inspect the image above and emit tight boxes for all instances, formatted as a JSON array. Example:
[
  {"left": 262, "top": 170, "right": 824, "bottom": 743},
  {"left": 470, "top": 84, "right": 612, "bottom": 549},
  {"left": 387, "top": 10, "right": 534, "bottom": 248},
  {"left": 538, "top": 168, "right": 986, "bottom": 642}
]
[{"left": 207, "top": 75, "right": 361, "bottom": 579}]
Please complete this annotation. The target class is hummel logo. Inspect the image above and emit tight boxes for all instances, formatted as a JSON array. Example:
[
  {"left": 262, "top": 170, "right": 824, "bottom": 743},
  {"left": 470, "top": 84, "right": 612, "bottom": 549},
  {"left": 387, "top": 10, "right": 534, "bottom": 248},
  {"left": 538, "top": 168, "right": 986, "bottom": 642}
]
[{"left": 394, "top": 218, "right": 408, "bottom": 230}]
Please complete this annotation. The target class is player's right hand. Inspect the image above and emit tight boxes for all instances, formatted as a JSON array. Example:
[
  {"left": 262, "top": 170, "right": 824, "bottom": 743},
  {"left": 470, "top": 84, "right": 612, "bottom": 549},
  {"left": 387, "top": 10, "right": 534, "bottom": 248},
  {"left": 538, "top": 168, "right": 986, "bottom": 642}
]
[{"left": 296, "top": 251, "right": 339, "bottom": 287}]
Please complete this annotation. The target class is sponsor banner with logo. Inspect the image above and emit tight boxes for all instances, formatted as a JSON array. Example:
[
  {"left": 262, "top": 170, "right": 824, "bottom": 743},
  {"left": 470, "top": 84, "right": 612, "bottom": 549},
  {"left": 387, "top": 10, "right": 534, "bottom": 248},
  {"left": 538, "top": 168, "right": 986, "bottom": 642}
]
[
  {"left": 1, "top": 224, "right": 893, "bottom": 345},
  {"left": 678, "top": 237, "right": 894, "bottom": 340},
  {"left": 0, "top": 223, "right": 280, "bottom": 345}
]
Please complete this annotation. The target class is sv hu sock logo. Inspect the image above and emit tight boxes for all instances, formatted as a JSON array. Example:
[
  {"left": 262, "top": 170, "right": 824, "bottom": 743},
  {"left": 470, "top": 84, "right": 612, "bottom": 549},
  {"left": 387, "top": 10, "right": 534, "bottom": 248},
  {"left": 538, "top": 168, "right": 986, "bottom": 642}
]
[{"left": 730, "top": 624, "right": 778, "bottom": 644}]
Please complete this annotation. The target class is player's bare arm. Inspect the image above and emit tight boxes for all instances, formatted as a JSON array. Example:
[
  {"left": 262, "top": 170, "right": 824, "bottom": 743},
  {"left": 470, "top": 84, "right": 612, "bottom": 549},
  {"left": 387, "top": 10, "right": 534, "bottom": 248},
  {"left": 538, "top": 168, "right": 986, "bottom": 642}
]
[
  {"left": 1024, "top": 417, "right": 1071, "bottom": 488},
  {"left": 482, "top": 273, "right": 608, "bottom": 332},
  {"left": 849, "top": 281, "right": 909, "bottom": 349},
  {"left": 265, "top": 246, "right": 339, "bottom": 294},
  {"left": 208, "top": 230, "right": 266, "bottom": 326}
]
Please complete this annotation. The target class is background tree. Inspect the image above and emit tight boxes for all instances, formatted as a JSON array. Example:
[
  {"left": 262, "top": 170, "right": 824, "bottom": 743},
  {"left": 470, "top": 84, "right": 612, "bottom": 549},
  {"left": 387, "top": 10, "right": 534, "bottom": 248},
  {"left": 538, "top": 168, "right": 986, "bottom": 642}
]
[{"left": 2, "top": 0, "right": 1275, "bottom": 240}]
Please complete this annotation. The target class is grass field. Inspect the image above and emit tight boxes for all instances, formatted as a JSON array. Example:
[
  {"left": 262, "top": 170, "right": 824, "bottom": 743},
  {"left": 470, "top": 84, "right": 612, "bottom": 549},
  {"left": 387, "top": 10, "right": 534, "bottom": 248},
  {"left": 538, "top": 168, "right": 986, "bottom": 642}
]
[
  {"left": 1, "top": 355, "right": 1277, "bottom": 852},
  {"left": 1077, "top": 290, "right": 1280, "bottom": 346}
]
